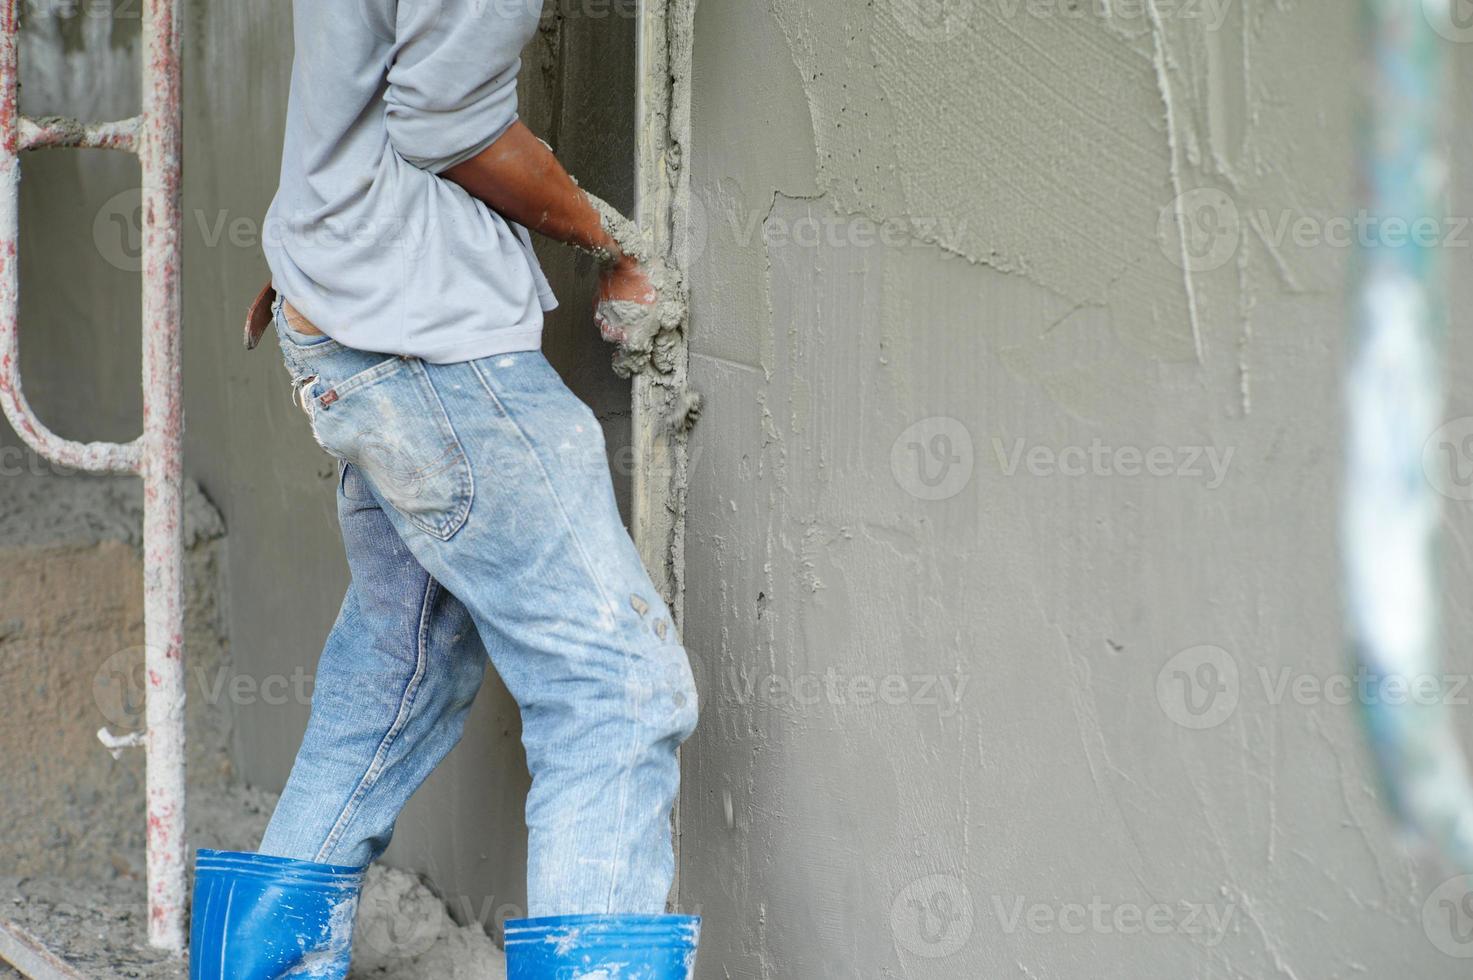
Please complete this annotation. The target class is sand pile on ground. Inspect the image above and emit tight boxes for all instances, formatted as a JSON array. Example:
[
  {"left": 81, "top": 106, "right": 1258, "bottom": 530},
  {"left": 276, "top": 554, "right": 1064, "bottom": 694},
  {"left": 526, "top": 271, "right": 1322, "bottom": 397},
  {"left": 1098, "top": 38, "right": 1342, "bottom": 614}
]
[{"left": 1, "top": 784, "right": 507, "bottom": 979}]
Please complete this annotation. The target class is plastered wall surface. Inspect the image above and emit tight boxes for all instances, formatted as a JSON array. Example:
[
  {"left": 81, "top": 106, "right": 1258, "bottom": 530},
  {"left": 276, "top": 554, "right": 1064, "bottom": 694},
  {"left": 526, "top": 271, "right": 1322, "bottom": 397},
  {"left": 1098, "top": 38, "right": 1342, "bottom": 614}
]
[
  {"left": 2, "top": 0, "right": 636, "bottom": 935},
  {"left": 678, "top": 1, "right": 1473, "bottom": 976}
]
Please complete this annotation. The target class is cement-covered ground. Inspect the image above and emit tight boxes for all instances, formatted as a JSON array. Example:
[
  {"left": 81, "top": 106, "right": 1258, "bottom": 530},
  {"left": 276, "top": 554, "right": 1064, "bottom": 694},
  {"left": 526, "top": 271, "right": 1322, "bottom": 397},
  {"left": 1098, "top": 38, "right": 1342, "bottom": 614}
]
[
  {"left": 1, "top": 783, "right": 506, "bottom": 979},
  {"left": 0, "top": 474, "right": 505, "bottom": 977},
  {"left": 0, "top": 472, "right": 231, "bottom": 878}
]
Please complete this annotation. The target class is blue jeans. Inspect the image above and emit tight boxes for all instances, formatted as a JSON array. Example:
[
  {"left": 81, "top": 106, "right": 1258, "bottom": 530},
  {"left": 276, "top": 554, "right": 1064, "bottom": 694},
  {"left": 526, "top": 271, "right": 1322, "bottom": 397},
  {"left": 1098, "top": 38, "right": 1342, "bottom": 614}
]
[{"left": 259, "top": 309, "right": 699, "bottom": 916}]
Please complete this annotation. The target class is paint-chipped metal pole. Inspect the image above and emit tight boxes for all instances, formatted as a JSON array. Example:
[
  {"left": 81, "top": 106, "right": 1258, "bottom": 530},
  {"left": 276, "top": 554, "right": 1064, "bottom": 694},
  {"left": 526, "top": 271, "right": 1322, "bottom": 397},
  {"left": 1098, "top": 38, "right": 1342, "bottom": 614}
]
[
  {"left": 1345, "top": 0, "right": 1473, "bottom": 871},
  {"left": 139, "top": 0, "right": 187, "bottom": 952},
  {"left": 0, "top": 0, "right": 188, "bottom": 955}
]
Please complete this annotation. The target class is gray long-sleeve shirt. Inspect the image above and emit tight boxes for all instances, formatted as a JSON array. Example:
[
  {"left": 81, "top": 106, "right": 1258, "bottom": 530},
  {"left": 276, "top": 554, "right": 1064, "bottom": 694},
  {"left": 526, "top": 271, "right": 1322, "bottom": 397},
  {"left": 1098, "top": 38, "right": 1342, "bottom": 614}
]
[{"left": 263, "top": 0, "right": 556, "bottom": 363}]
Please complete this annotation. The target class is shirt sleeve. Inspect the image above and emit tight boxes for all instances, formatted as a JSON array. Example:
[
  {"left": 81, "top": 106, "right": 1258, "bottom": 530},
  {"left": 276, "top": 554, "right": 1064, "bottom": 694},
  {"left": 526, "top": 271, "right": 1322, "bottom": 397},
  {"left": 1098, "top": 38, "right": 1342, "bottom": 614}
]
[{"left": 383, "top": 0, "right": 538, "bottom": 173}]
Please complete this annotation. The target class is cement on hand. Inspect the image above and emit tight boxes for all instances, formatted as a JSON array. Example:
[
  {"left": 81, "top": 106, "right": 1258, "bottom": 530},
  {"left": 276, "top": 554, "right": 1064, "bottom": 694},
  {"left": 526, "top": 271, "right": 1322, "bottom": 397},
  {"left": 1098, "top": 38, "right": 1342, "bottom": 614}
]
[{"left": 583, "top": 190, "right": 689, "bottom": 379}]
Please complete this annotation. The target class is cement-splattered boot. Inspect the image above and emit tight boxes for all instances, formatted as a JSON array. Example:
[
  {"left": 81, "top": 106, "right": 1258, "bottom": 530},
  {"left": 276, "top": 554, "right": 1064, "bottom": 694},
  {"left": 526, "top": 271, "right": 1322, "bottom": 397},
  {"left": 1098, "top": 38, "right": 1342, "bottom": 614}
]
[
  {"left": 189, "top": 849, "right": 365, "bottom": 979},
  {"left": 503, "top": 914, "right": 701, "bottom": 979}
]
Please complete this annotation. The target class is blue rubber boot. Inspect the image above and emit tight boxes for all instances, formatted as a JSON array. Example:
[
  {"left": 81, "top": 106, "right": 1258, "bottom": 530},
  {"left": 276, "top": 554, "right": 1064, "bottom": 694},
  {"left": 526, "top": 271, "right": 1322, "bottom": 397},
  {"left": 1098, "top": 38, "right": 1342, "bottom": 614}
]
[
  {"left": 189, "top": 849, "right": 366, "bottom": 979},
  {"left": 504, "top": 914, "right": 701, "bottom": 979}
]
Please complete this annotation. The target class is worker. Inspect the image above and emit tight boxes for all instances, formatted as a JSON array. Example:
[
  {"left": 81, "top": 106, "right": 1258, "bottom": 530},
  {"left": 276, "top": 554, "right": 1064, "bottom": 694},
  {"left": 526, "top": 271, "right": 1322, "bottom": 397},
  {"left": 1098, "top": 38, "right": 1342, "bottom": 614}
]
[{"left": 186, "top": 1, "right": 702, "bottom": 976}]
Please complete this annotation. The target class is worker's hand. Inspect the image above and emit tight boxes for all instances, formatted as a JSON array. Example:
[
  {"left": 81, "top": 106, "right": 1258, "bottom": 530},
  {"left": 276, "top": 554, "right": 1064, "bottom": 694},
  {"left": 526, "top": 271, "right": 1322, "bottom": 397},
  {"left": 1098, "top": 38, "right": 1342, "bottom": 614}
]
[{"left": 594, "top": 255, "right": 658, "bottom": 344}]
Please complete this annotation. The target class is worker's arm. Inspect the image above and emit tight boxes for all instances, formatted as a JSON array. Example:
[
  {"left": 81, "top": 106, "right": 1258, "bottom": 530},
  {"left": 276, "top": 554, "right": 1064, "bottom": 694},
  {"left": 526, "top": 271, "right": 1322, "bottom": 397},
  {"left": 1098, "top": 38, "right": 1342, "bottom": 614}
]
[
  {"left": 441, "top": 121, "right": 655, "bottom": 343},
  {"left": 382, "top": 0, "right": 653, "bottom": 342}
]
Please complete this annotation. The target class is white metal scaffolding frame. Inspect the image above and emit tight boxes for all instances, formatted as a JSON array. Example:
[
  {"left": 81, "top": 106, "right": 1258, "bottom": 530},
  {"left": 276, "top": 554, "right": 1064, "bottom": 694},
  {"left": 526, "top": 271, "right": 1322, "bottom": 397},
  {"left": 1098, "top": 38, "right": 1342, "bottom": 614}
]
[{"left": 0, "top": 0, "right": 188, "bottom": 961}]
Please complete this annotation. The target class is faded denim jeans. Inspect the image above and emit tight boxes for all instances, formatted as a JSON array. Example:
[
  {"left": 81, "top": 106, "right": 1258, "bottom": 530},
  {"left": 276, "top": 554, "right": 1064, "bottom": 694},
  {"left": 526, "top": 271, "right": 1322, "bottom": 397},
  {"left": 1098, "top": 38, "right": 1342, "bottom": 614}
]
[{"left": 258, "top": 305, "right": 699, "bottom": 916}]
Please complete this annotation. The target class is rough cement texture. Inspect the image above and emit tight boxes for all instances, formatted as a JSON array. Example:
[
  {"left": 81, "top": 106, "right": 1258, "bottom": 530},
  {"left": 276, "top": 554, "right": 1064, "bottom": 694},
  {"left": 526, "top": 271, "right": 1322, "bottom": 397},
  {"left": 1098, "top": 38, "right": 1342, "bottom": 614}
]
[
  {"left": 586, "top": 187, "right": 689, "bottom": 376},
  {"left": 0, "top": 472, "right": 230, "bottom": 878},
  {"left": 350, "top": 866, "right": 507, "bottom": 980},
  {"left": 0, "top": 785, "right": 507, "bottom": 979},
  {"left": 677, "top": 1, "right": 1473, "bottom": 977},
  {"left": 0, "top": 468, "right": 504, "bottom": 976},
  {"left": 0, "top": 783, "right": 277, "bottom": 980}
]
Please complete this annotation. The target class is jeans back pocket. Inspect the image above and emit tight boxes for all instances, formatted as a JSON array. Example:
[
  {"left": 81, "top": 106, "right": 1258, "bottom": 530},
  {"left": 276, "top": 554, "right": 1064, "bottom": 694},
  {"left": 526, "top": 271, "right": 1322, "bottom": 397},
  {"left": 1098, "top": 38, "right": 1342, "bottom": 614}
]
[{"left": 308, "top": 357, "right": 474, "bottom": 541}]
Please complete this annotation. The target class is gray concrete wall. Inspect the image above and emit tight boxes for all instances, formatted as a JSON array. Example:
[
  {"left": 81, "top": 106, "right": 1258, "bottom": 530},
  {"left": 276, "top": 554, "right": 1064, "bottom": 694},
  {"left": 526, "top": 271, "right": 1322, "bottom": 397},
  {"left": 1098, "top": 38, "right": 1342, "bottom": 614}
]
[
  {"left": 2, "top": 0, "right": 635, "bottom": 932},
  {"left": 676, "top": 1, "right": 1473, "bottom": 977}
]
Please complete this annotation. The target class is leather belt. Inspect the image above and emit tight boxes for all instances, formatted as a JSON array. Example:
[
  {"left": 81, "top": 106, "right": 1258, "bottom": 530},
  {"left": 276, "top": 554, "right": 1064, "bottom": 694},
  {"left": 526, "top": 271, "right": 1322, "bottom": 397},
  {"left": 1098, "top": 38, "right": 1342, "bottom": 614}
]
[{"left": 243, "top": 282, "right": 324, "bottom": 349}]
